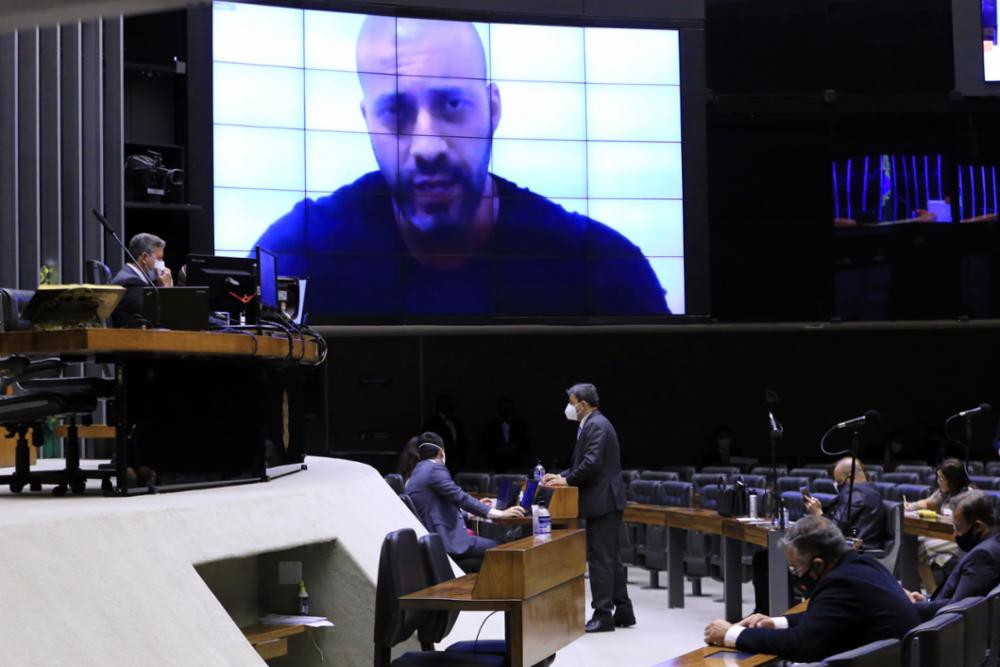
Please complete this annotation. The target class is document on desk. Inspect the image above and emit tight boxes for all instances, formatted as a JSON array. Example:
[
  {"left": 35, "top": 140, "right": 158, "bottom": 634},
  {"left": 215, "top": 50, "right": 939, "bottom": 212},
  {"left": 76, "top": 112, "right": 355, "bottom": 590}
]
[{"left": 259, "top": 614, "right": 334, "bottom": 628}]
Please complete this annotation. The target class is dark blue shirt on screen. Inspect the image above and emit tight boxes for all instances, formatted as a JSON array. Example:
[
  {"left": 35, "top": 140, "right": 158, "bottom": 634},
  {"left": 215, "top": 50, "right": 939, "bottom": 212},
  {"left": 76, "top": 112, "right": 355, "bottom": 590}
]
[{"left": 252, "top": 171, "right": 669, "bottom": 317}]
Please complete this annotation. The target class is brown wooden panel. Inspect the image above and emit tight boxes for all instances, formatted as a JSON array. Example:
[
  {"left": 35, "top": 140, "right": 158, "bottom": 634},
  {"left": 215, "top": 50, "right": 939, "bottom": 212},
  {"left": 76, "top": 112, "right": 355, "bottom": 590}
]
[
  {"left": 242, "top": 624, "right": 305, "bottom": 644},
  {"left": 721, "top": 519, "right": 773, "bottom": 548},
  {"left": 0, "top": 432, "right": 36, "bottom": 467},
  {"left": 400, "top": 574, "right": 518, "bottom": 612},
  {"left": 546, "top": 486, "right": 578, "bottom": 519},
  {"left": 0, "top": 328, "right": 320, "bottom": 362},
  {"left": 624, "top": 502, "right": 671, "bottom": 525},
  {"left": 254, "top": 638, "right": 287, "bottom": 661},
  {"left": 55, "top": 424, "right": 116, "bottom": 439},
  {"left": 664, "top": 507, "right": 724, "bottom": 534},
  {"left": 474, "top": 529, "right": 585, "bottom": 599},
  {"left": 512, "top": 576, "right": 585, "bottom": 667},
  {"left": 655, "top": 646, "right": 779, "bottom": 667},
  {"left": 904, "top": 515, "right": 955, "bottom": 541}
]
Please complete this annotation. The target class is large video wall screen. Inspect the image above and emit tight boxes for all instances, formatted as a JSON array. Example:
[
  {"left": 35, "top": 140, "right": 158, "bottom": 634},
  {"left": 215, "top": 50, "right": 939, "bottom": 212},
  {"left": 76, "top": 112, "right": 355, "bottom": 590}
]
[{"left": 212, "top": 1, "right": 686, "bottom": 317}]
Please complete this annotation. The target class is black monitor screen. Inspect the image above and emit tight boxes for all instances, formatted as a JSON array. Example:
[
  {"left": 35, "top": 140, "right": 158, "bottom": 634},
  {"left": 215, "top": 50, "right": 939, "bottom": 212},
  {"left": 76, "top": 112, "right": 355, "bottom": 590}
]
[
  {"left": 256, "top": 246, "right": 279, "bottom": 311},
  {"left": 185, "top": 253, "right": 259, "bottom": 319}
]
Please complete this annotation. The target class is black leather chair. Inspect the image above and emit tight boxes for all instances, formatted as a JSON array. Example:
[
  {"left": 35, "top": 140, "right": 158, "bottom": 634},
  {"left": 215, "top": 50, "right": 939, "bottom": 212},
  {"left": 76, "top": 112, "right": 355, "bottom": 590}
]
[
  {"left": 0, "top": 356, "right": 116, "bottom": 495},
  {"left": 872, "top": 500, "right": 903, "bottom": 577},
  {"left": 896, "top": 464, "right": 934, "bottom": 480},
  {"left": 986, "top": 583, "right": 1000, "bottom": 667},
  {"left": 85, "top": 259, "right": 112, "bottom": 285},
  {"left": 628, "top": 479, "right": 664, "bottom": 586},
  {"left": 887, "top": 484, "right": 933, "bottom": 502},
  {"left": 967, "top": 461, "right": 985, "bottom": 476},
  {"left": 735, "top": 474, "right": 767, "bottom": 489},
  {"left": 454, "top": 472, "right": 492, "bottom": 494},
  {"left": 701, "top": 465, "right": 740, "bottom": 476},
  {"left": 621, "top": 469, "right": 641, "bottom": 499},
  {"left": 399, "top": 494, "right": 423, "bottom": 524},
  {"left": 489, "top": 473, "right": 527, "bottom": 495},
  {"left": 0, "top": 288, "right": 33, "bottom": 332},
  {"left": 883, "top": 472, "right": 922, "bottom": 485},
  {"left": 385, "top": 473, "right": 405, "bottom": 494},
  {"left": 798, "top": 638, "right": 902, "bottom": 667},
  {"left": 937, "top": 596, "right": 989, "bottom": 667},
  {"left": 638, "top": 470, "right": 680, "bottom": 482},
  {"left": 374, "top": 529, "right": 504, "bottom": 667},
  {"left": 692, "top": 472, "right": 730, "bottom": 490},
  {"left": 751, "top": 465, "right": 788, "bottom": 481},
  {"left": 811, "top": 478, "right": 838, "bottom": 494},
  {"left": 777, "top": 476, "right": 811, "bottom": 494},
  {"left": 789, "top": 467, "right": 830, "bottom": 479},
  {"left": 970, "top": 476, "right": 1000, "bottom": 491},
  {"left": 901, "top": 612, "right": 964, "bottom": 667},
  {"left": 986, "top": 462, "right": 1000, "bottom": 478},
  {"left": 661, "top": 465, "right": 696, "bottom": 481}
]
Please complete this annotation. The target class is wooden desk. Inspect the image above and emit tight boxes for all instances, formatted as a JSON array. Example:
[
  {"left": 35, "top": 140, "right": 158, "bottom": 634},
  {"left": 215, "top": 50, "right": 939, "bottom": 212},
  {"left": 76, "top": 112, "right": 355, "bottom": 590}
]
[
  {"left": 473, "top": 486, "right": 579, "bottom": 529},
  {"left": 652, "top": 647, "right": 779, "bottom": 667},
  {"left": 242, "top": 624, "right": 305, "bottom": 661},
  {"left": 0, "top": 328, "right": 321, "bottom": 494},
  {"left": 899, "top": 512, "right": 955, "bottom": 590},
  {"left": 400, "top": 529, "right": 585, "bottom": 667}
]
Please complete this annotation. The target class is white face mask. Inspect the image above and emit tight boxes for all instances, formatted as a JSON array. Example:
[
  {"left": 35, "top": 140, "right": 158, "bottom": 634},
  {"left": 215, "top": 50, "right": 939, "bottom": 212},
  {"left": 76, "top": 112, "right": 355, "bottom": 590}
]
[
  {"left": 564, "top": 402, "right": 578, "bottom": 422},
  {"left": 153, "top": 259, "right": 165, "bottom": 272}
]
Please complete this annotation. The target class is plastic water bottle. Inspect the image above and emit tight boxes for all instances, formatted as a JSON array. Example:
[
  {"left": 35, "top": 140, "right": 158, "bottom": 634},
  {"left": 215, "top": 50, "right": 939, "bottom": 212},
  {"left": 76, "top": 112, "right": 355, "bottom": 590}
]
[
  {"left": 533, "top": 506, "right": 552, "bottom": 537},
  {"left": 533, "top": 459, "right": 545, "bottom": 482},
  {"left": 297, "top": 580, "right": 310, "bottom": 615}
]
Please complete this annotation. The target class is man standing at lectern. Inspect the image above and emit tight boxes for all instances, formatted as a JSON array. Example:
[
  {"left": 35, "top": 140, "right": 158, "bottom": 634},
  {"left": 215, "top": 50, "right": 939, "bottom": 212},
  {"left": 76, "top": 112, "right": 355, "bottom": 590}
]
[{"left": 543, "top": 383, "right": 634, "bottom": 633}]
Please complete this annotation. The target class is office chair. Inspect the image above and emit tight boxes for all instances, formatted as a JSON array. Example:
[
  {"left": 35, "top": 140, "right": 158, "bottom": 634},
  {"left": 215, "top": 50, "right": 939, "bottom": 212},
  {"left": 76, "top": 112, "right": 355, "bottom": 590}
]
[
  {"left": 901, "top": 612, "right": 964, "bottom": 667},
  {"left": 798, "top": 638, "right": 901, "bottom": 667},
  {"left": 384, "top": 473, "right": 404, "bottom": 494},
  {"left": 638, "top": 470, "right": 680, "bottom": 482},
  {"left": 85, "top": 259, "right": 113, "bottom": 285},
  {"left": 454, "top": 472, "right": 491, "bottom": 494},
  {"left": 887, "top": 484, "right": 933, "bottom": 502},
  {"left": 937, "top": 596, "right": 989, "bottom": 667},
  {"left": 373, "top": 529, "right": 503, "bottom": 667},
  {"left": 883, "top": 472, "right": 922, "bottom": 486},
  {"left": 789, "top": 468, "right": 830, "bottom": 480},
  {"left": 701, "top": 465, "right": 740, "bottom": 476}
]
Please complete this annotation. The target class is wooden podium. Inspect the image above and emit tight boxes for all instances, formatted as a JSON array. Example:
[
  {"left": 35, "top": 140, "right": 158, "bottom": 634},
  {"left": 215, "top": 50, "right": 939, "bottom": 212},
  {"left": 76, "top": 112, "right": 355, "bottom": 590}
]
[{"left": 401, "top": 529, "right": 586, "bottom": 667}]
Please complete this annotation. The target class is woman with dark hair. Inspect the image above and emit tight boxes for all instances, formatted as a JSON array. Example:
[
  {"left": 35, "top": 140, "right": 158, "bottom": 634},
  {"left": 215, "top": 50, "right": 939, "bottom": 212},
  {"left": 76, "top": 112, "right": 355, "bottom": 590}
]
[
  {"left": 906, "top": 458, "right": 976, "bottom": 593},
  {"left": 397, "top": 436, "right": 421, "bottom": 484}
]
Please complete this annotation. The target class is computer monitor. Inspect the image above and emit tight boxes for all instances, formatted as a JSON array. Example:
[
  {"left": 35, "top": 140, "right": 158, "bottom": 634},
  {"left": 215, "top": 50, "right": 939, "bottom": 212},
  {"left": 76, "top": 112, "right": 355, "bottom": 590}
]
[
  {"left": 185, "top": 254, "right": 259, "bottom": 324},
  {"left": 256, "top": 246, "right": 279, "bottom": 313},
  {"left": 519, "top": 480, "right": 540, "bottom": 511}
]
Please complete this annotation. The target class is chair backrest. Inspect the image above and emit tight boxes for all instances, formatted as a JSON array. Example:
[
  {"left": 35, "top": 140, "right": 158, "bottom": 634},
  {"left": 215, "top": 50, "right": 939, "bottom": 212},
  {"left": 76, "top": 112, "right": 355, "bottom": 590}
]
[
  {"left": 802, "top": 463, "right": 833, "bottom": 470},
  {"left": 874, "top": 482, "right": 896, "bottom": 500},
  {"left": 970, "top": 476, "right": 1000, "bottom": 491},
  {"left": 621, "top": 469, "right": 641, "bottom": 490},
  {"left": 384, "top": 473, "right": 404, "bottom": 494},
  {"left": 374, "top": 529, "right": 429, "bottom": 666},
  {"left": 630, "top": 479, "right": 662, "bottom": 505},
  {"left": 692, "top": 472, "right": 728, "bottom": 490},
  {"left": 967, "top": 461, "right": 985, "bottom": 476},
  {"left": 811, "top": 478, "right": 838, "bottom": 494},
  {"left": 902, "top": 612, "right": 964, "bottom": 667},
  {"left": 658, "top": 481, "right": 694, "bottom": 508},
  {"left": 883, "top": 472, "right": 921, "bottom": 485},
  {"left": 987, "top": 583, "right": 1000, "bottom": 667},
  {"left": 416, "top": 533, "right": 459, "bottom": 645},
  {"left": 0, "top": 288, "right": 33, "bottom": 332},
  {"left": 455, "top": 472, "right": 491, "bottom": 494},
  {"left": 877, "top": 500, "right": 903, "bottom": 576},
  {"left": 751, "top": 465, "right": 788, "bottom": 479},
  {"left": 777, "top": 476, "right": 811, "bottom": 494},
  {"left": 984, "top": 491, "right": 1000, "bottom": 520},
  {"left": 780, "top": 490, "right": 806, "bottom": 521},
  {"left": 790, "top": 468, "right": 830, "bottom": 479},
  {"left": 85, "top": 259, "right": 112, "bottom": 285},
  {"left": 987, "top": 462, "right": 1000, "bottom": 478},
  {"left": 661, "top": 465, "right": 696, "bottom": 481},
  {"left": 735, "top": 474, "right": 767, "bottom": 489},
  {"left": 699, "top": 484, "right": 723, "bottom": 510},
  {"left": 489, "top": 473, "right": 527, "bottom": 495},
  {"left": 937, "top": 596, "right": 989, "bottom": 667},
  {"left": 896, "top": 464, "right": 933, "bottom": 479},
  {"left": 639, "top": 470, "right": 680, "bottom": 482},
  {"left": 821, "top": 638, "right": 902, "bottom": 667},
  {"left": 701, "top": 465, "right": 741, "bottom": 476},
  {"left": 398, "top": 493, "right": 423, "bottom": 526},
  {"left": 888, "top": 484, "right": 933, "bottom": 502}
]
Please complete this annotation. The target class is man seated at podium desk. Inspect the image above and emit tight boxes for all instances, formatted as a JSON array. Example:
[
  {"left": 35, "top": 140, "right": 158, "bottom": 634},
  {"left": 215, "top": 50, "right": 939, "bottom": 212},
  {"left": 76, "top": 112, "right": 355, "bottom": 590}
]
[
  {"left": 704, "top": 516, "right": 920, "bottom": 663},
  {"left": 405, "top": 431, "right": 525, "bottom": 572},
  {"left": 110, "top": 232, "right": 173, "bottom": 328}
]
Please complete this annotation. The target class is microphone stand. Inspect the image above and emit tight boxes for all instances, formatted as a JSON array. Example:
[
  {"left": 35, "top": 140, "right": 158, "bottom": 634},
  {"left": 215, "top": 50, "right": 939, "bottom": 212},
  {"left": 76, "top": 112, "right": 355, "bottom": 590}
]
[
  {"left": 92, "top": 209, "right": 161, "bottom": 328},
  {"left": 843, "top": 428, "right": 860, "bottom": 539},
  {"left": 965, "top": 416, "right": 973, "bottom": 464}
]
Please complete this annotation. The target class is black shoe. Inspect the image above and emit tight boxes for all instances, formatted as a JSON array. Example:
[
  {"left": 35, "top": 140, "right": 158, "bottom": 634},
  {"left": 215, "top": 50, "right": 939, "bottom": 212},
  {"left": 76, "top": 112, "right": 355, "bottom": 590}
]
[
  {"left": 585, "top": 613, "right": 615, "bottom": 633},
  {"left": 613, "top": 605, "right": 636, "bottom": 628}
]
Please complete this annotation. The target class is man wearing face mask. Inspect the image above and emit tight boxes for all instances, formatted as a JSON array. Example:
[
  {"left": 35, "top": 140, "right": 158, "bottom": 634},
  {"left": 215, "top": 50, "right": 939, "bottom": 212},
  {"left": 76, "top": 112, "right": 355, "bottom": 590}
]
[
  {"left": 751, "top": 457, "right": 885, "bottom": 615},
  {"left": 405, "top": 431, "right": 525, "bottom": 571},
  {"left": 705, "top": 515, "right": 920, "bottom": 663},
  {"left": 110, "top": 233, "right": 173, "bottom": 328},
  {"left": 542, "top": 383, "right": 632, "bottom": 633},
  {"left": 905, "top": 492, "right": 1000, "bottom": 619}
]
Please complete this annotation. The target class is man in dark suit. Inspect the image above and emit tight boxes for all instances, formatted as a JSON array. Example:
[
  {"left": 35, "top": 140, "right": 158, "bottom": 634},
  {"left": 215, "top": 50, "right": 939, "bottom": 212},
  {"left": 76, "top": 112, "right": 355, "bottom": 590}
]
[
  {"left": 907, "top": 491, "right": 1000, "bottom": 619},
  {"left": 542, "top": 383, "right": 632, "bottom": 633},
  {"left": 109, "top": 232, "right": 173, "bottom": 328},
  {"left": 752, "top": 457, "right": 886, "bottom": 614},
  {"left": 423, "top": 394, "right": 467, "bottom": 471},
  {"left": 481, "top": 397, "right": 529, "bottom": 472},
  {"left": 405, "top": 431, "right": 524, "bottom": 569},
  {"left": 705, "top": 515, "right": 920, "bottom": 663}
]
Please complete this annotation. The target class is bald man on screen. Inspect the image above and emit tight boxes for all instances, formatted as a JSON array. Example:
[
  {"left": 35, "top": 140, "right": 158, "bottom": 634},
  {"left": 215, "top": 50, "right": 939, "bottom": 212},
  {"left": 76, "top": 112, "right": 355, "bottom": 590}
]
[{"left": 254, "top": 16, "right": 669, "bottom": 317}]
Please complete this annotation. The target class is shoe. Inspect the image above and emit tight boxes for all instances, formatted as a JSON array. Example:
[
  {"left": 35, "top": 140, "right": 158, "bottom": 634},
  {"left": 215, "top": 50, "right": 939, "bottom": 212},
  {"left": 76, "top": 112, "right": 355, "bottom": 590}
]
[
  {"left": 613, "top": 605, "right": 636, "bottom": 628},
  {"left": 585, "top": 613, "right": 615, "bottom": 633}
]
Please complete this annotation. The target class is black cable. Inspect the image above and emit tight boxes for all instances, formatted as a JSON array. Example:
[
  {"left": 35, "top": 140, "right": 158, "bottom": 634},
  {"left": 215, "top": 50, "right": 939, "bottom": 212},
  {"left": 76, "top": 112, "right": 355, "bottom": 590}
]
[{"left": 473, "top": 611, "right": 498, "bottom": 652}]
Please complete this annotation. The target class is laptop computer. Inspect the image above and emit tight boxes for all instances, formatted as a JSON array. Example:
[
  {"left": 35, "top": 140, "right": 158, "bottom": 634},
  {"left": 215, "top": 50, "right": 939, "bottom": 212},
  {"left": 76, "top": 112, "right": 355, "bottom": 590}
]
[
  {"left": 495, "top": 478, "right": 518, "bottom": 510},
  {"left": 142, "top": 287, "right": 209, "bottom": 331}
]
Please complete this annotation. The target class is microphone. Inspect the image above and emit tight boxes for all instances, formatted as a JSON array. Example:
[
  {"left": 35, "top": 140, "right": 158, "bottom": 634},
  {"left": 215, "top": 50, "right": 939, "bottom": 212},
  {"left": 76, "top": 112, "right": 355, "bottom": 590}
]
[
  {"left": 92, "top": 209, "right": 161, "bottom": 328},
  {"left": 768, "top": 411, "right": 783, "bottom": 439},
  {"left": 834, "top": 409, "right": 880, "bottom": 430},
  {"left": 958, "top": 403, "right": 992, "bottom": 418}
]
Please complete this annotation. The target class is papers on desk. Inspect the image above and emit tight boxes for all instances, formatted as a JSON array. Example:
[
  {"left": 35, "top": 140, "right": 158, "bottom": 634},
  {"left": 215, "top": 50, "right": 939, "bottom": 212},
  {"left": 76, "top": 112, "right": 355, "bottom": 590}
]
[{"left": 259, "top": 614, "right": 334, "bottom": 628}]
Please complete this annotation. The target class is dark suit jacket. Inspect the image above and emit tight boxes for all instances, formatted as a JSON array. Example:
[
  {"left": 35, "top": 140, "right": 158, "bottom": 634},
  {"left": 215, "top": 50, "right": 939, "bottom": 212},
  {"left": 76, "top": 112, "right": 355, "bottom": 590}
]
[
  {"left": 405, "top": 459, "right": 489, "bottom": 556},
  {"left": 110, "top": 266, "right": 147, "bottom": 328},
  {"left": 736, "top": 552, "right": 921, "bottom": 663},
  {"left": 915, "top": 533, "right": 1000, "bottom": 619},
  {"left": 561, "top": 410, "right": 626, "bottom": 519},
  {"left": 482, "top": 416, "right": 529, "bottom": 472},
  {"left": 824, "top": 482, "right": 887, "bottom": 550}
]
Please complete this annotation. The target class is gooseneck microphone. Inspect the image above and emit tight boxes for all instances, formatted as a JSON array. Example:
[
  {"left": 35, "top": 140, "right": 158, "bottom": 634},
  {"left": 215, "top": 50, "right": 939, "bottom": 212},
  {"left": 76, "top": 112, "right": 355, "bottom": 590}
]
[
  {"left": 833, "top": 409, "right": 881, "bottom": 431},
  {"left": 92, "top": 209, "right": 161, "bottom": 328},
  {"left": 957, "top": 403, "right": 992, "bottom": 418}
]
